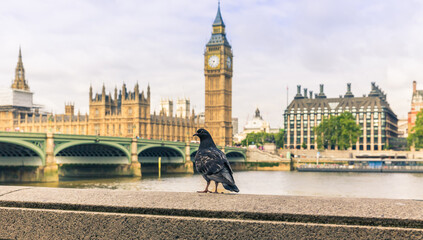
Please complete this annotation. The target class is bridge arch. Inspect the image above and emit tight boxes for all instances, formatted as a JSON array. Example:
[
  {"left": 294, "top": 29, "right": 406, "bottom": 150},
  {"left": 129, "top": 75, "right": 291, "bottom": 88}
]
[
  {"left": 190, "top": 150, "right": 197, "bottom": 161},
  {"left": 225, "top": 151, "right": 246, "bottom": 162},
  {"left": 55, "top": 141, "right": 131, "bottom": 164},
  {"left": 138, "top": 145, "right": 185, "bottom": 164},
  {"left": 0, "top": 139, "right": 45, "bottom": 166}
]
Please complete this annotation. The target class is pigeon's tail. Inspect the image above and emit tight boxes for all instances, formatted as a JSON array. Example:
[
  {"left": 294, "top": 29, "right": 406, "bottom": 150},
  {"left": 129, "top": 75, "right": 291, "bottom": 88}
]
[{"left": 222, "top": 183, "right": 239, "bottom": 193}]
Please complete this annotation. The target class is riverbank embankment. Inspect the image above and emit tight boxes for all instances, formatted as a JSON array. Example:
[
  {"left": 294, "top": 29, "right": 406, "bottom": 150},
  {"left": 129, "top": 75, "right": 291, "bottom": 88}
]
[{"left": 0, "top": 186, "right": 422, "bottom": 239}]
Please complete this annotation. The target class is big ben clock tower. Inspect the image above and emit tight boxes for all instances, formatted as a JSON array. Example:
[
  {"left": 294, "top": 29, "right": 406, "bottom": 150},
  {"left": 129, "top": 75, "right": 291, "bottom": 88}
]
[{"left": 204, "top": 3, "right": 233, "bottom": 146}]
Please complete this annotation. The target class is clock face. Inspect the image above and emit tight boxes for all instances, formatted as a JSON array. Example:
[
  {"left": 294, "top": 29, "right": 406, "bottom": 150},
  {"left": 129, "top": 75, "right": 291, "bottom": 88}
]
[
  {"left": 208, "top": 55, "right": 219, "bottom": 68},
  {"left": 226, "top": 57, "right": 231, "bottom": 68}
]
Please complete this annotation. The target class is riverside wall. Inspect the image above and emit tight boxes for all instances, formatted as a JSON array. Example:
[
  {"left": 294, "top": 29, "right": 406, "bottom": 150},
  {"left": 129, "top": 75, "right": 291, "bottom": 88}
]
[
  {"left": 0, "top": 186, "right": 422, "bottom": 239},
  {"left": 278, "top": 148, "right": 423, "bottom": 160},
  {"left": 242, "top": 148, "right": 344, "bottom": 171}
]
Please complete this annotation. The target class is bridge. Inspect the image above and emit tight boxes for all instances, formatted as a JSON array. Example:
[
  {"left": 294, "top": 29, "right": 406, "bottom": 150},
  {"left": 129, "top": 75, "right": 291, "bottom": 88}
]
[{"left": 0, "top": 132, "right": 246, "bottom": 182}]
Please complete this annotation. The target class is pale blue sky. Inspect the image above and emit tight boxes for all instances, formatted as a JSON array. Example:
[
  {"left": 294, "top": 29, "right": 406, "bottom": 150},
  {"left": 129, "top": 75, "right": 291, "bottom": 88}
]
[{"left": 1, "top": 0, "right": 423, "bottom": 130}]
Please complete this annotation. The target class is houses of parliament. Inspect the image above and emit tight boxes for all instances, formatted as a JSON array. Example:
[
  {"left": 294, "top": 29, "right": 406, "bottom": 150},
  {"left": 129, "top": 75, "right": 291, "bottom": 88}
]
[{"left": 0, "top": 5, "right": 233, "bottom": 146}]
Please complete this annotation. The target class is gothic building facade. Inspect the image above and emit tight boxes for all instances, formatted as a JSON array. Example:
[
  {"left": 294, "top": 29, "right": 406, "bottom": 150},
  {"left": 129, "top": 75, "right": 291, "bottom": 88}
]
[
  {"left": 0, "top": 5, "right": 234, "bottom": 145},
  {"left": 0, "top": 49, "right": 200, "bottom": 141}
]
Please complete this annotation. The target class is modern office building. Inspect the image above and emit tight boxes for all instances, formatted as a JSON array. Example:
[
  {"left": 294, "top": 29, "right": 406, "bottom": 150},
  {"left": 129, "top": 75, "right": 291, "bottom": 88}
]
[{"left": 284, "top": 83, "right": 398, "bottom": 151}]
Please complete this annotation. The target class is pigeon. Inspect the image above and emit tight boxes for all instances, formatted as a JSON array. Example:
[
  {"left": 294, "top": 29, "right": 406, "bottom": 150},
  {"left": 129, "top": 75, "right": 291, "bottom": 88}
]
[{"left": 193, "top": 128, "right": 239, "bottom": 193}]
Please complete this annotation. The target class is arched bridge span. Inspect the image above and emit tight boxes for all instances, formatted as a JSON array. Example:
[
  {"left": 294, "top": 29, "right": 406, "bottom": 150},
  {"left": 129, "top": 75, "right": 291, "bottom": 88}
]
[
  {"left": 55, "top": 143, "right": 130, "bottom": 165},
  {"left": 0, "top": 142, "right": 43, "bottom": 166},
  {"left": 138, "top": 146, "right": 185, "bottom": 164},
  {"left": 226, "top": 151, "right": 246, "bottom": 162}
]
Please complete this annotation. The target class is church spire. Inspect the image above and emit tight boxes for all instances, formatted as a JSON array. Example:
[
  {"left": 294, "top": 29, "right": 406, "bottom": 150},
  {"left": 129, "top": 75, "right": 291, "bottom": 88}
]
[{"left": 12, "top": 47, "right": 30, "bottom": 91}]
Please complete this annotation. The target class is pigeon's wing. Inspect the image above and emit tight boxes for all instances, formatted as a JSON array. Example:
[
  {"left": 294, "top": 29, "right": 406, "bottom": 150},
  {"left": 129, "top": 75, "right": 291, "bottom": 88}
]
[
  {"left": 207, "top": 161, "right": 239, "bottom": 192},
  {"left": 207, "top": 163, "right": 235, "bottom": 185},
  {"left": 195, "top": 147, "right": 239, "bottom": 192},
  {"left": 223, "top": 161, "right": 235, "bottom": 182},
  {"left": 195, "top": 148, "right": 227, "bottom": 175}
]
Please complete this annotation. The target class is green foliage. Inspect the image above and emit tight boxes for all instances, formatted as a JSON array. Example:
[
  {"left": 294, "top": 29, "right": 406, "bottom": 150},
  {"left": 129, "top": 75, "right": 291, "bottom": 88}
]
[
  {"left": 274, "top": 129, "right": 285, "bottom": 148},
  {"left": 408, "top": 110, "right": 423, "bottom": 150},
  {"left": 314, "top": 112, "right": 361, "bottom": 150},
  {"left": 241, "top": 129, "right": 285, "bottom": 148}
]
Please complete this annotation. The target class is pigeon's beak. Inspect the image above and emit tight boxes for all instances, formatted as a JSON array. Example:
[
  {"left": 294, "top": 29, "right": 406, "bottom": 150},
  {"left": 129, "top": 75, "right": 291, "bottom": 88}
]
[{"left": 193, "top": 133, "right": 198, "bottom": 137}]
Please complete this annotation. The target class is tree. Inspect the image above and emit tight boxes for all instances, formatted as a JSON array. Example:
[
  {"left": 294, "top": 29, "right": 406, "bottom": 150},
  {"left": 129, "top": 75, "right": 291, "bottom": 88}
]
[
  {"left": 408, "top": 109, "right": 423, "bottom": 150},
  {"left": 338, "top": 112, "right": 361, "bottom": 150},
  {"left": 274, "top": 129, "right": 285, "bottom": 148},
  {"left": 314, "top": 112, "right": 361, "bottom": 150},
  {"left": 240, "top": 130, "right": 284, "bottom": 148}
]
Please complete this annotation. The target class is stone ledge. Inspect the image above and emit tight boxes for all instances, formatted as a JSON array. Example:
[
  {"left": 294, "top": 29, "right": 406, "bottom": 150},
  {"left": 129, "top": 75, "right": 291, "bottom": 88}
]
[
  {"left": 0, "top": 207, "right": 422, "bottom": 240},
  {"left": 0, "top": 186, "right": 423, "bottom": 239}
]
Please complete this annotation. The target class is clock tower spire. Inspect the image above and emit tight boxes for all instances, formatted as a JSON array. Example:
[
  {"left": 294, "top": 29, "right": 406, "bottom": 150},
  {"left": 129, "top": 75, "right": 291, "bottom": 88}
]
[{"left": 204, "top": 3, "right": 233, "bottom": 146}]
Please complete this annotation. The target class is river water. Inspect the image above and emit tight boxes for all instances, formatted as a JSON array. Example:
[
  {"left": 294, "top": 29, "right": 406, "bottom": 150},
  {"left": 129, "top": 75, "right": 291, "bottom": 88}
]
[{"left": 8, "top": 171, "right": 423, "bottom": 200}]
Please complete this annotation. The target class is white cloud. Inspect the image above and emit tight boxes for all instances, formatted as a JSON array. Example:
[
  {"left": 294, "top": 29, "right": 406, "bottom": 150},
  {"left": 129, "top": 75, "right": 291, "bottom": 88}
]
[{"left": 1, "top": 0, "right": 423, "bottom": 129}]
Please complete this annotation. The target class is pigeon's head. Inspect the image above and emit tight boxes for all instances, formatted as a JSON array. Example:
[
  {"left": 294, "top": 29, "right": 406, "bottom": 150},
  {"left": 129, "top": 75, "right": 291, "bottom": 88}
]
[{"left": 193, "top": 128, "right": 212, "bottom": 140}]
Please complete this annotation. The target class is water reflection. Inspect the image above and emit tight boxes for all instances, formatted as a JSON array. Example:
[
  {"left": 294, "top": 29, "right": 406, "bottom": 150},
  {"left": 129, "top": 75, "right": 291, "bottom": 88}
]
[{"left": 3, "top": 171, "right": 423, "bottom": 200}]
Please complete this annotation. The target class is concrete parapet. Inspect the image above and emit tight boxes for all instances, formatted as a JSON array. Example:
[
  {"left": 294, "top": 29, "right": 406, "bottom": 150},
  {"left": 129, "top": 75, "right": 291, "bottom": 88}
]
[{"left": 0, "top": 186, "right": 422, "bottom": 239}]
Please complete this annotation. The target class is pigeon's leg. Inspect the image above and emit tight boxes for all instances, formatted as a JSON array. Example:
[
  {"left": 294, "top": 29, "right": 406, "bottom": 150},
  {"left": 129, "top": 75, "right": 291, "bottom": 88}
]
[
  {"left": 197, "top": 181, "right": 211, "bottom": 193},
  {"left": 213, "top": 182, "right": 220, "bottom": 193}
]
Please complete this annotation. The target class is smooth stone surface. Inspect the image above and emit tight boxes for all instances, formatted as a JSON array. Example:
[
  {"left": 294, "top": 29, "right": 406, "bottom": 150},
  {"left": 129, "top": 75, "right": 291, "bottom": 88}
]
[
  {"left": 0, "top": 186, "right": 28, "bottom": 196},
  {"left": 1, "top": 186, "right": 423, "bottom": 239},
  {"left": 0, "top": 207, "right": 422, "bottom": 240},
  {"left": 0, "top": 186, "right": 423, "bottom": 222}
]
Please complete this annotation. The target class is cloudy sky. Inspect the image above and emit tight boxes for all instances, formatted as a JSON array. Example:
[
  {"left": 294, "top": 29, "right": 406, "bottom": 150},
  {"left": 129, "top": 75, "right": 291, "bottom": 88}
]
[{"left": 1, "top": 0, "right": 423, "bottom": 130}]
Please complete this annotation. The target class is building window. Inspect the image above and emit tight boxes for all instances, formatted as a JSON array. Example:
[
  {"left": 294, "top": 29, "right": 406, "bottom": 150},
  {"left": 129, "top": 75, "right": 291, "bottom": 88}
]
[
  {"left": 128, "top": 108, "right": 133, "bottom": 115},
  {"left": 95, "top": 109, "right": 99, "bottom": 116}
]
